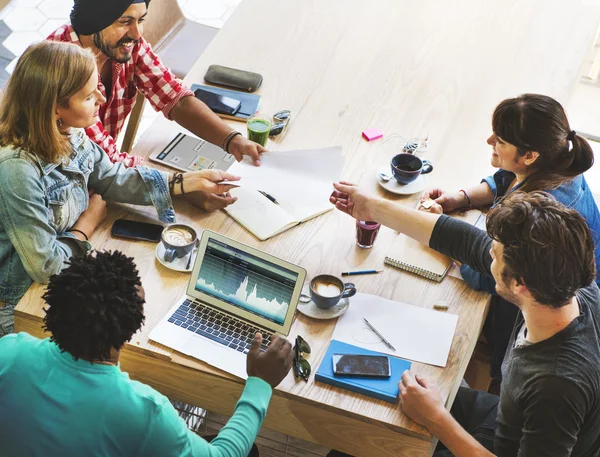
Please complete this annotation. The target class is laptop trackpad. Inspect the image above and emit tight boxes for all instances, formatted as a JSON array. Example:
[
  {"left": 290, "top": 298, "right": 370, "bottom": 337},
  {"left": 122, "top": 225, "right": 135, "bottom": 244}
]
[{"left": 182, "top": 336, "right": 248, "bottom": 380}]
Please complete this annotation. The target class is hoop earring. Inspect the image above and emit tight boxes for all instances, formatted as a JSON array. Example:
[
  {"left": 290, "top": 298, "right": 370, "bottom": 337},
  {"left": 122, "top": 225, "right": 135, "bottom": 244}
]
[{"left": 57, "top": 118, "right": 63, "bottom": 127}]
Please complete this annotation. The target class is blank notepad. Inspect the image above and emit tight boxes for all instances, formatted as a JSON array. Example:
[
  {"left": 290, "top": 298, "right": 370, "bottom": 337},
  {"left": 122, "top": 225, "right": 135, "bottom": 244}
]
[
  {"left": 385, "top": 235, "right": 452, "bottom": 281},
  {"left": 384, "top": 210, "right": 482, "bottom": 282}
]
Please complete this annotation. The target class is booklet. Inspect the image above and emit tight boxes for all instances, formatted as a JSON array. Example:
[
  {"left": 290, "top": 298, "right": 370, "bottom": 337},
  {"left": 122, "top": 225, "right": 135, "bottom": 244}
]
[
  {"left": 384, "top": 210, "right": 482, "bottom": 282},
  {"left": 315, "top": 339, "right": 411, "bottom": 403},
  {"left": 224, "top": 147, "right": 344, "bottom": 240}
]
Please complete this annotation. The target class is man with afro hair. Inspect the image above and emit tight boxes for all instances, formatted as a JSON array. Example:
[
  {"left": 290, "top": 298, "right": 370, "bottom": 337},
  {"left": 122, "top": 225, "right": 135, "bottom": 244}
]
[{"left": 0, "top": 251, "right": 293, "bottom": 457}]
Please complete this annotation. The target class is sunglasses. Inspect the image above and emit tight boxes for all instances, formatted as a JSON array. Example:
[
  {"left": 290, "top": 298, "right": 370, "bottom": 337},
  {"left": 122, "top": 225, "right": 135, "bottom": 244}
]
[
  {"left": 293, "top": 335, "right": 311, "bottom": 382},
  {"left": 269, "top": 110, "right": 291, "bottom": 136}
]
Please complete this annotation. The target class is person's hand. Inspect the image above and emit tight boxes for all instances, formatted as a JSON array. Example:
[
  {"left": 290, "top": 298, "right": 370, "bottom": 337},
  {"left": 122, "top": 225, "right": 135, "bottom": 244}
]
[
  {"left": 399, "top": 370, "right": 447, "bottom": 429},
  {"left": 419, "top": 188, "right": 464, "bottom": 214},
  {"left": 228, "top": 135, "right": 265, "bottom": 166},
  {"left": 329, "top": 181, "right": 378, "bottom": 221},
  {"left": 72, "top": 192, "right": 107, "bottom": 238},
  {"left": 182, "top": 191, "right": 238, "bottom": 212},
  {"left": 247, "top": 334, "right": 294, "bottom": 388},
  {"left": 182, "top": 170, "right": 241, "bottom": 195}
]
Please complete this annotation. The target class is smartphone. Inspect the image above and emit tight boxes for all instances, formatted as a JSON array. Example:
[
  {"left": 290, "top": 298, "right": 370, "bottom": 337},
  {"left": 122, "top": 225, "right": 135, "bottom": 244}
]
[
  {"left": 332, "top": 354, "right": 391, "bottom": 378},
  {"left": 194, "top": 88, "right": 242, "bottom": 115},
  {"left": 111, "top": 219, "right": 163, "bottom": 242}
]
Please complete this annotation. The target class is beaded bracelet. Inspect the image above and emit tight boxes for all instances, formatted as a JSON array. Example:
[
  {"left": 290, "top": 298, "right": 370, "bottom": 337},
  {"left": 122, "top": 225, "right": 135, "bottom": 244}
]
[
  {"left": 224, "top": 132, "right": 242, "bottom": 154},
  {"left": 221, "top": 131, "right": 238, "bottom": 150}
]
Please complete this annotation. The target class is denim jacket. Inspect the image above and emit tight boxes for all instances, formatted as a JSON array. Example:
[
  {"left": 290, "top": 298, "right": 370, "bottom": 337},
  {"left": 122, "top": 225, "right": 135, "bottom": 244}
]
[
  {"left": 460, "top": 169, "right": 600, "bottom": 292},
  {"left": 0, "top": 129, "right": 176, "bottom": 305}
]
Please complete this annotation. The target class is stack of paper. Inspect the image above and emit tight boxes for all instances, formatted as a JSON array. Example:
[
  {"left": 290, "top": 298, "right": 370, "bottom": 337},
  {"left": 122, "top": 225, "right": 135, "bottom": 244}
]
[
  {"left": 332, "top": 293, "right": 459, "bottom": 367},
  {"left": 225, "top": 147, "right": 344, "bottom": 240}
]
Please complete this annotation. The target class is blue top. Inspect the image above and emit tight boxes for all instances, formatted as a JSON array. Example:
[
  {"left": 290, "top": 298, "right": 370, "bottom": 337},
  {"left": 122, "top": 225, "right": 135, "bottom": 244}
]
[
  {"left": 461, "top": 170, "right": 600, "bottom": 292},
  {"left": 0, "top": 333, "right": 273, "bottom": 457},
  {"left": 0, "top": 129, "right": 176, "bottom": 306}
]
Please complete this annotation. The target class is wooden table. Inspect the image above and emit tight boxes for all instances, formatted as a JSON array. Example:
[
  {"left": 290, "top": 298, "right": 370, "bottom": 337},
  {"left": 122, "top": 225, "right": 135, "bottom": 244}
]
[{"left": 15, "top": 0, "right": 600, "bottom": 455}]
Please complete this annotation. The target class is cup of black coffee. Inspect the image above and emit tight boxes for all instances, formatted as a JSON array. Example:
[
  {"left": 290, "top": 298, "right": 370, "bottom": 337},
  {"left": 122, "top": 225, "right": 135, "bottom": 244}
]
[
  {"left": 161, "top": 224, "right": 197, "bottom": 263},
  {"left": 309, "top": 274, "right": 357, "bottom": 309},
  {"left": 390, "top": 153, "right": 433, "bottom": 185}
]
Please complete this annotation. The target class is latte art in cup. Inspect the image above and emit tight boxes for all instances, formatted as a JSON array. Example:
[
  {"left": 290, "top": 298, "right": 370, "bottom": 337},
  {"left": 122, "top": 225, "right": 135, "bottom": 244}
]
[
  {"left": 163, "top": 227, "right": 194, "bottom": 246},
  {"left": 313, "top": 282, "right": 342, "bottom": 297}
]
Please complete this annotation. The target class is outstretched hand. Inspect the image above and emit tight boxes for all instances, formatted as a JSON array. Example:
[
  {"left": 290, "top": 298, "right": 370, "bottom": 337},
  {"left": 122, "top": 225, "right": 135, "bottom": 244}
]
[
  {"left": 419, "top": 188, "right": 464, "bottom": 214},
  {"left": 329, "top": 181, "right": 377, "bottom": 221},
  {"left": 183, "top": 170, "right": 241, "bottom": 195},
  {"left": 183, "top": 191, "right": 238, "bottom": 212},
  {"left": 229, "top": 135, "right": 266, "bottom": 166}
]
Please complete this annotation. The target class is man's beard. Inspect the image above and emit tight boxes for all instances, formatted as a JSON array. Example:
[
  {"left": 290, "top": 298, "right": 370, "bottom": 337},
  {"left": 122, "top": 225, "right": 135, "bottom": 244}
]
[
  {"left": 93, "top": 32, "right": 138, "bottom": 64},
  {"left": 495, "top": 281, "right": 521, "bottom": 309}
]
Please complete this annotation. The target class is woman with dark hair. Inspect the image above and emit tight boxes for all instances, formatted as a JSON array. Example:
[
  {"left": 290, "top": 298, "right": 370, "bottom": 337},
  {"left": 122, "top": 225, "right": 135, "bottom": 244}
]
[{"left": 420, "top": 93, "right": 600, "bottom": 386}]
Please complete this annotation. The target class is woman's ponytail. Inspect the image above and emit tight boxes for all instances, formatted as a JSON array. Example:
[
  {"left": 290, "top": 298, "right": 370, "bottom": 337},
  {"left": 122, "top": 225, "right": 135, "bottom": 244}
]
[{"left": 567, "top": 133, "right": 594, "bottom": 176}]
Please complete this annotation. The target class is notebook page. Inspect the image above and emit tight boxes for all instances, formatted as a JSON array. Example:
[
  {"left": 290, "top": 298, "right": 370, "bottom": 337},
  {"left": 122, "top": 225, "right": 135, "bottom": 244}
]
[
  {"left": 385, "top": 209, "right": 482, "bottom": 280},
  {"left": 225, "top": 187, "right": 297, "bottom": 240},
  {"left": 228, "top": 147, "right": 343, "bottom": 222}
]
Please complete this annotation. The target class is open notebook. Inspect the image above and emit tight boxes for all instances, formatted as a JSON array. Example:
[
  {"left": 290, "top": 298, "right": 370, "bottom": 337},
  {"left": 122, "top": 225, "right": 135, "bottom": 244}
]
[
  {"left": 224, "top": 147, "right": 344, "bottom": 240},
  {"left": 384, "top": 210, "right": 483, "bottom": 282}
]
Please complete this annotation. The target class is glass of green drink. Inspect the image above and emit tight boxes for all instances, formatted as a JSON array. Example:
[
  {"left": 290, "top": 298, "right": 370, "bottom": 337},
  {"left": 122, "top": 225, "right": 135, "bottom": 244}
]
[{"left": 247, "top": 114, "right": 271, "bottom": 147}]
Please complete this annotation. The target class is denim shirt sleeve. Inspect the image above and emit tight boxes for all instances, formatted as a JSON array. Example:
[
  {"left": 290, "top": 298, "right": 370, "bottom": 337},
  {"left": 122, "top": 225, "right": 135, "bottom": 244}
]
[
  {"left": 86, "top": 140, "right": 176, "bottom": 224},
  {"left": 0, "top": 158, "right": 91, "bottom": 284},
  {"left": 481, "top": 174, "right": 497, "bottom": 195},
  {"left": 460, "top": 264, "right": 498, "bottom": 295}
]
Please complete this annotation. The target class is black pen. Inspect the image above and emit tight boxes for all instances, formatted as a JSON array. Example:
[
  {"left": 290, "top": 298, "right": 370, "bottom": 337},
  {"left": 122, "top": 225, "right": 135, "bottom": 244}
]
[{"left": 258, "top": 190, "right": 279, "bottom": 205}]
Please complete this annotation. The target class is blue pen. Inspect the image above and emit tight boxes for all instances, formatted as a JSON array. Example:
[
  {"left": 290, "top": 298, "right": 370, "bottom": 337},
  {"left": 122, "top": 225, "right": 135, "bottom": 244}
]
[{"left": 341, "top": 270, "right": 383, "bottom": 276}]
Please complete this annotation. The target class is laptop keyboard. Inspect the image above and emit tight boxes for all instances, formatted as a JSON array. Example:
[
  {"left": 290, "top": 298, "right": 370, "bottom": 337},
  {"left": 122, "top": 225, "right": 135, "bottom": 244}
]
[{"left": 167, "top": 299, "right": 273, "bottom": 354}]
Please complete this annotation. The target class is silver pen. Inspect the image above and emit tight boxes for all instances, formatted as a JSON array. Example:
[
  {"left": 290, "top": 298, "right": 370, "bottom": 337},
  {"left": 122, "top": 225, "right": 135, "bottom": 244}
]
[{"left": 363, "top": 317, "right": 396, "bottom": 351}]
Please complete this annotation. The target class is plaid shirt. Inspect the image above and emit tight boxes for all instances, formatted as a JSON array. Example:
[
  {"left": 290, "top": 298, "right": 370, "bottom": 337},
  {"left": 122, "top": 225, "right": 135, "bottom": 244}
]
[{"left": 47, "top": 25, "right": 194, "bottom": 167}]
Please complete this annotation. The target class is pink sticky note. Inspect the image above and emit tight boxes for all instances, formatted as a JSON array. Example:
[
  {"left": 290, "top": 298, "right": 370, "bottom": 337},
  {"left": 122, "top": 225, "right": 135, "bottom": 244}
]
[{"left": 362, "top": 128, "right": 383, "bottom": 141}]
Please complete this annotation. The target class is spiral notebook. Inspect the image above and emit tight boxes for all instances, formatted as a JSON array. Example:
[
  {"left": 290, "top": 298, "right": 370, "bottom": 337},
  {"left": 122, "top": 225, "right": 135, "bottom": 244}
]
[{"left": 384, "top": 210, "right": 483, "bottom": 282}]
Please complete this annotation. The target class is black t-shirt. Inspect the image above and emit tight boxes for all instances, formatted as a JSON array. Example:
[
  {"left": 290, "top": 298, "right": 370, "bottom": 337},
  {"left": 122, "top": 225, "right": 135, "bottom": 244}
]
[{"left": 430, "top": 215, "right": 600, "bottom": 457}]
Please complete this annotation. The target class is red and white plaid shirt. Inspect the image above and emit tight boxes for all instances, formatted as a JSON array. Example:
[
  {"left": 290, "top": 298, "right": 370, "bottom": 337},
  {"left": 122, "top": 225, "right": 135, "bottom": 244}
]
[{"left": 47, "top": 25, "right": 194, "bottom": 167}]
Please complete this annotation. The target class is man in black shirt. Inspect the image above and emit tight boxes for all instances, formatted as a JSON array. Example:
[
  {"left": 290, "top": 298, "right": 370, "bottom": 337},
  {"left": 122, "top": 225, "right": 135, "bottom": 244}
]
[{"left": 329, "top": 185, "right": 600, "bottom": 457}]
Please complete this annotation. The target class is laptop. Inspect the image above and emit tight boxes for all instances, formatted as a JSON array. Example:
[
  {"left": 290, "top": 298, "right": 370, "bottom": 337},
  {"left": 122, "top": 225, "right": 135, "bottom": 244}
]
[
  {"left": 149, "top": 230, "right": 307, "bottom": 379},
  {"left": 149, "top": 132, "right": 236, "bottom": 172}
]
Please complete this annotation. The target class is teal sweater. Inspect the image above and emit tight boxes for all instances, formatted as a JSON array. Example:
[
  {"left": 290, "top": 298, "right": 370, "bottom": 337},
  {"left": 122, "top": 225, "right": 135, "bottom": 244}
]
[{"left": 0, "top": 333, "right": 272, "bottom": 457}]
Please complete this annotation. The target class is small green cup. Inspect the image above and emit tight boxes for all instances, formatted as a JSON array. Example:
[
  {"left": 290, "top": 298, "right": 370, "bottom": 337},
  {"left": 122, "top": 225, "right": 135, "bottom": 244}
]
[{"left": 247, "top": 114, "right": 271, "bottom": 147}]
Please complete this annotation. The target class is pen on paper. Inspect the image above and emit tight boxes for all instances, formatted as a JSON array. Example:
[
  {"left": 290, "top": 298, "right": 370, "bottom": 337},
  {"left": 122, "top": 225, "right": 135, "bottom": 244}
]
[
  {"left": 258, "top": 190, "right": 279, "bottom": 205},
  {"left": 363, "top": 317, "right": 396, "bottom": 351},
  {"left": 341, "top": 270, "right": 383, "bottom": 276}
]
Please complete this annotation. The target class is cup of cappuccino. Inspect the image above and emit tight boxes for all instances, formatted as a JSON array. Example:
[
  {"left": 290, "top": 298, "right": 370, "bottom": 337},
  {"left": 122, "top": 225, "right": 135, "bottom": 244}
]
[
  {"left": 309, "top": 274, "right": 357, "bottom": 309},
  {"left": 161, "top": 224, "right": 197, "bottom": 263}
]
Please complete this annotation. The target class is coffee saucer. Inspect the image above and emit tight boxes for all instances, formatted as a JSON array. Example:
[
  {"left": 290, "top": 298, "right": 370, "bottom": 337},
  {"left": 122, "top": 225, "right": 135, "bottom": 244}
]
[
  {"left": 296, "top": 297, "right": 350, "bottom": 320},
  {"left": 155, "top": 243, "right": 197, "bottom": 273},
  {"left": 376, "top": 168, "right": 428, "bottom": 195}
]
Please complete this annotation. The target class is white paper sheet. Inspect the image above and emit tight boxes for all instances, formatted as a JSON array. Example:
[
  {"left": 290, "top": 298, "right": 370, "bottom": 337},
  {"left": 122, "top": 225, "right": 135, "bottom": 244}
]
[
  {"left": 332, "top": 293, "right": 459, "bottom": 367},
  {"left": 227, "top": 147, "right": 343, "bottom": 222},
  {"left": 224, "top": 147, "right": 344, "bottom": 239}
]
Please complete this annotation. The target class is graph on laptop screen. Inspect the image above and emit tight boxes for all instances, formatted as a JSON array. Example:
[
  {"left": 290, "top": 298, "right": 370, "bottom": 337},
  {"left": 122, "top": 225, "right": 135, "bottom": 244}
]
[{"left": 195, "top": 239, "right": 298, "bottom": 325}]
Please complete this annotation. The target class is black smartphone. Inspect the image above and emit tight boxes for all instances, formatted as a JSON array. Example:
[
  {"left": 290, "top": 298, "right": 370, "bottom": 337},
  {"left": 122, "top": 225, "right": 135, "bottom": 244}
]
[
  {"left": 111, "top": 219, "right": 163, "bottom": 242},
  {"left": 332, "top": 354, "right": 391, "bottom": 378},
  {"left": 194, "top": 88, "right": 242, "bottom": 115}
]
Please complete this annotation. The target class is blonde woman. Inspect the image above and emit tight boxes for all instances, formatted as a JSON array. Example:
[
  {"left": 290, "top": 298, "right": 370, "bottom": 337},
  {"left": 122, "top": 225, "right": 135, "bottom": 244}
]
[{"left": 0, "top": 41, "right": 239, "bottom": 335}]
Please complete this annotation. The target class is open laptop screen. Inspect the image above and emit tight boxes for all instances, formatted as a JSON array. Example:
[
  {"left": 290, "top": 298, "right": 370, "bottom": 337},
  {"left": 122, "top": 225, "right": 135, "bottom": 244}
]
[{"left": 194, "top": 238, "right": 299, "bottom": 325}]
